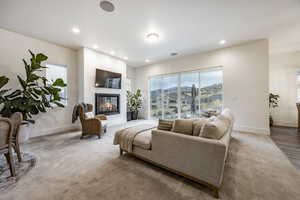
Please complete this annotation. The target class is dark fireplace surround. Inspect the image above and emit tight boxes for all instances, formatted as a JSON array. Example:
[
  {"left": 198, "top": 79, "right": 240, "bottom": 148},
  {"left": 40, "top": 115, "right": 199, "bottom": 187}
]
[{"left": 95, "top": 93, "right": 120, "bottom": 115}]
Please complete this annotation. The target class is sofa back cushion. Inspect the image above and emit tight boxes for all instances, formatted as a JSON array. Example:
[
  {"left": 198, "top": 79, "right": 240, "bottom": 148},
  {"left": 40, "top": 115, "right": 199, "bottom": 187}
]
[
  {"left": 200, "top": 116, "right": 228, "bottom": 139},
  {"left": 192, "top": 118, "right": 209, "bottom": 136},
  {"left": 172, "top": 119, "right": 194, "bottom": 135},
  {"left": 158, "top": 119, "right": 174, "bottom": 131}
]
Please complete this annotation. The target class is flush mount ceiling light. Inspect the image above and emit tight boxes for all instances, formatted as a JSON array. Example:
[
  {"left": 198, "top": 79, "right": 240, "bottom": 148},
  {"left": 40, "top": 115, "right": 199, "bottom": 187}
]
[
  {"left": 72, "top": 27, "right": 80, "bottom": 34},
  {"left": 219, "top": 40, "right": 226, "bottom": 45},
  {"left": 146, "top": 33, "right": 160, "bottom": 43},
  {"left": 93, "top": 44, "right": 99, "bottom": 49},
  {"left": 145, "top": 59, "right": 150, "bottom": 63},
  {"left": 110, "top": 51, "right": 115, "bottom": 55},
  {"left": 100, "top": 1, "right": 115, "bottom": 12},
  {"left": 123, "top": 56, "right": 128, "bottom": 60},
  {"left": 170, "top": 52, "right": 178, "bottom": 56}
]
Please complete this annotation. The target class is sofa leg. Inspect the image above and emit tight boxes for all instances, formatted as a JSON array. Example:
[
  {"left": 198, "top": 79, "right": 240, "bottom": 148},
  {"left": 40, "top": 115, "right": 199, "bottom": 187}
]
[
  {"left": 98, "top": 134, "right": 101, "bottom": 139},
  {"left": 212, "top": 188, "right": 219, "bottom": 199},
  {"left": 80, "top": 133, "right": 84, "bottom": 139}
]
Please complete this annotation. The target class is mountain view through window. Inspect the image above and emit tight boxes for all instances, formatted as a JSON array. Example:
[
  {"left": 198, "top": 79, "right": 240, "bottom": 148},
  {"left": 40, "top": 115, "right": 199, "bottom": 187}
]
[{"left": 150, "top": 69, "right": 223, "bottom": 119}]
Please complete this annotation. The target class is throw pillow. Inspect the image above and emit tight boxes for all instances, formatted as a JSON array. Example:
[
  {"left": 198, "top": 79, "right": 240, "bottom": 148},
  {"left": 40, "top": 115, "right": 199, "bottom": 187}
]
[
  {"left": 172, "top": 119, "right": 194, "bottom": 135},
  {"left": 157, "top": 119, "right": 174, "bottom": 131},
  {"left": 199, "top": 116, "right": 228, "bottom": 139},
  {"left": 192, "top": 118, "right": 209, "bottom": 136},
  {"left": 84, "top": 112, "right": 94, "bottom": 119}
]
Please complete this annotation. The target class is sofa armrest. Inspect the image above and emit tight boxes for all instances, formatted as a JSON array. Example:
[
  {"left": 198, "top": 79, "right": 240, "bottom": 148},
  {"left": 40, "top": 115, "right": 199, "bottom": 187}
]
[{"left": 151, "top": 129, "right": 227, "bottom": 187}]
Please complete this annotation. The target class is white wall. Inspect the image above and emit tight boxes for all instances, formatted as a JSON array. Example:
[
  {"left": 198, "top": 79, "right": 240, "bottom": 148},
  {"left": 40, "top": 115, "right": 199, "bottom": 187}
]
[
  {"left": 135, "top": 40, "right": 270, "bottom": 135},
  {"left": 0, "top": 28, "right": 79, "bottom": 139},
  {"left": 269, "top": 51, "right": 300, "bottom": 127},
  {"left": 78, "top": 48, "right": 127, "bottom": 126},
  {"left": 126, "top": 66, "right": 136, "bottom": 91}
]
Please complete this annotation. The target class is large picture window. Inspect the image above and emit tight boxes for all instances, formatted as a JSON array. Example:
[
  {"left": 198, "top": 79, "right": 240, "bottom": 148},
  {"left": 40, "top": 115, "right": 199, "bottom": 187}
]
[{"left": 149, "top": 68, "right": 223, "bottom": 119}]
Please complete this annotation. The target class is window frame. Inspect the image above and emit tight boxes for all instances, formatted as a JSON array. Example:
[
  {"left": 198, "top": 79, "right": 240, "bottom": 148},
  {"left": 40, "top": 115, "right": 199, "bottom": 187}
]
[
  {"left": 148, "top": 66, "right": 223, "bottom": 120},
  {"left": 45, "top": 63, "right": 68, "bottom": 106}
]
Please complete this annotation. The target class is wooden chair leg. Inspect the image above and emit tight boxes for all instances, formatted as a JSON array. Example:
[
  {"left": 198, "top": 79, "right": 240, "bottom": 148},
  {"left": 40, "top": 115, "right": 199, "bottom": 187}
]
[
  {"left": 4, "top": 150, "right": 16, "bottom": 177},
  {"left": 119, "top": 147, "right": 123, "bottom": 156},
  {"left": 13, "top": 143, "right": 22, "bottom": 162},
  {"left": 80, "top": 133, "right": 85, "bottom": 139},
  {"left": 212, "top": 187, "right": 219, "bottom": 199}
]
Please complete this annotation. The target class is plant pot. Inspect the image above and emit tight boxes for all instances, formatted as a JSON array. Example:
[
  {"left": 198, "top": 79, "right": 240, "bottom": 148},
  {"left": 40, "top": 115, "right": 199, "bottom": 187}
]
[
  {"left": 131, "top": 111, "right": 138, "bottom": 120},
  {"left": 270, "top": 116, "right": 274, "bottom": 127},
  {"left": 127, "top": 111, "right": 132, "bottom": 121}
]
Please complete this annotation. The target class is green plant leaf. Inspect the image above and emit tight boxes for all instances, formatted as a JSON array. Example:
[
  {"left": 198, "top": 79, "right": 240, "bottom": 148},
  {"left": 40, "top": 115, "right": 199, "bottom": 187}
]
[
  {"left": 36, "top": 53, "right": 48, "bottom": 63},
  {"left": 52, "top": 78, "right": 67, "bottom": 87},
  {"left": 53, "top": 101, "right": 65, "bottom": 107},
  {"left": 17, "top": 75, "right": 27, "bottom": 90},
  {"left": 0, "top": 76, "right": 9, "bottom": 89}
]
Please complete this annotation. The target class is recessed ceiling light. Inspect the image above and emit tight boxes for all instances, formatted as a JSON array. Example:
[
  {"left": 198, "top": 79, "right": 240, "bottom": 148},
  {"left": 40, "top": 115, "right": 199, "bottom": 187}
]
[
  {"left": 110, "top": 51, "right": 115, "bottom": 55},
  {"left": 72, "top": 27, "right": 80, "bottom": 34},
  {"left": 100, "top": 1, "right": 115, "bottom": 12},
  {"left": 93, "top": 44, "right": 99, "bottom": 49},
  {"left": 146, "top": 33, "right": 160, "bottom": 43},
  {"left": 123, "top": 56, "right": 128, "bottom": 60},
  {"left": 145, "top": 59, "right": 150, "bottom": 63},
  {"left": 219, "top": 40, "right": 226, "bottom": 45}
]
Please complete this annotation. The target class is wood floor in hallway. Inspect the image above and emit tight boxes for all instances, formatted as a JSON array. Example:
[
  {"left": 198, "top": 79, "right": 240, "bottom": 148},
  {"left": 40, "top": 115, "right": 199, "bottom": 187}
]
[{"left": 270, "top": 126, "right": 300, "bottom": 170}]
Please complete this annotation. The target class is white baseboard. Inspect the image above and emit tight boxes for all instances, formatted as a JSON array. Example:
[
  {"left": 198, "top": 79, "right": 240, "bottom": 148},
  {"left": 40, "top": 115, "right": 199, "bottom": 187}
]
[
  {"left": 30, "top": 124, "right": 81, "bottom": 138},
  {"left": 274, "top": 120, "right": 297, "bottom": 128},
  {"left": 234, "top": 125, "right": 270, "bottom": 135}
]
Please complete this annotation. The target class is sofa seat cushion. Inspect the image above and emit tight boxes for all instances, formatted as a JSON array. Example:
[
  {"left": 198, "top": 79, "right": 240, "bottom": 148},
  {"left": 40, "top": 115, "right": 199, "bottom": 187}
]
[
  {"left": 172, "top": 119, "right": 194, "bottom": 135},
  {"left": 133, "top": 129, "right": 152, "bottom": 150}
]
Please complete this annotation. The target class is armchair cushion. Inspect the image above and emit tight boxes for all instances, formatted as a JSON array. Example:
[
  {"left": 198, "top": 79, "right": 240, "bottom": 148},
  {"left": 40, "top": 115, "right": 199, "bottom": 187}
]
[{"left": 84, "top": 112, "right": 94, "bottom": 119}]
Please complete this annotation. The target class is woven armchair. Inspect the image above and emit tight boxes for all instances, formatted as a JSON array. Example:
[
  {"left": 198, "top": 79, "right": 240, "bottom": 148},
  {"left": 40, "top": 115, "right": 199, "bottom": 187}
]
[
  {"left": 10, "top": 112, "right": 23, "bottom": 162},
  {"left": 77, "top": 104, "right": 107, "bottom": 139},
  {"left": 0, "top": 117, "right": 15, "bottom": 177}
]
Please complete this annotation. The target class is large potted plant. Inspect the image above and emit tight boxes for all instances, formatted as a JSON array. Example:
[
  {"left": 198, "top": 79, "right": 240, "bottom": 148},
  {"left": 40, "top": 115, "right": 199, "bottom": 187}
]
[
  {"left": 0, "top": 50, "right": 67, "bottom": 140},
  {"left": 127, "top": 89, "right": 142, "bottom": 120},
  {"left": 269, "top": 93, "right": 280, "bottom": 127}
]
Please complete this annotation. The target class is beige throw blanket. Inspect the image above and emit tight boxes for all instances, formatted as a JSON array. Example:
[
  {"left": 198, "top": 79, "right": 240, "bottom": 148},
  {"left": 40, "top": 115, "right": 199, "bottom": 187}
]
[{"left": 113, "top": 124, "right": 156, "bottom": 153}]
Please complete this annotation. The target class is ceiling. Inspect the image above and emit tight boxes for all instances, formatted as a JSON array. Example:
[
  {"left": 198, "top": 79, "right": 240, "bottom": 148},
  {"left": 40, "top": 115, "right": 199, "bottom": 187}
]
[{"left": 0, "top": 0, "right": 300, "bottom": 67}]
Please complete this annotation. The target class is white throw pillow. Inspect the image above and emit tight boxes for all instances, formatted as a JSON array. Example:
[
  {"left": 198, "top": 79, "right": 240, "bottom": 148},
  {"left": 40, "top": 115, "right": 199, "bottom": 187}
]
[{"left": 84, "top": 112, "right": 94, "bottom": 119}]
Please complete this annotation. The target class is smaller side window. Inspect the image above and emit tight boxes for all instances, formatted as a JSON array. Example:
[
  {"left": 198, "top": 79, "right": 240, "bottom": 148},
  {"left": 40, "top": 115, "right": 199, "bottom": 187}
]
[{"left": 45, "top": 63, "right": 68, "bottom": 105}]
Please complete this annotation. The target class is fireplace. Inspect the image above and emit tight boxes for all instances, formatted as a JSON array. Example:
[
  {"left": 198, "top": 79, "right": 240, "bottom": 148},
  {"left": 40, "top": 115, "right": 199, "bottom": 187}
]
[{"left": 95, "top": 93, "right": 120, "bottom": 115}]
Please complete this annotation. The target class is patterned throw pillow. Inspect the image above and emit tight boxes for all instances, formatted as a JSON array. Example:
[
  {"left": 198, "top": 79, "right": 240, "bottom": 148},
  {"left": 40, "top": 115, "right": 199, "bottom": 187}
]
[
  {"left": 157, "top": 119, "right": 174, "bottom": 131},
  {"left": 84, "top": 112, "right": 94, "bottom": 119}
]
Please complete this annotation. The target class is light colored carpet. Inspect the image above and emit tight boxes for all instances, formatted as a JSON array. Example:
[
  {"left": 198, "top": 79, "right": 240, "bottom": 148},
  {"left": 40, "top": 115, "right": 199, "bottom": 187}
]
[{"left": 1, "top": 122, "right": 300, "bottom": 200}]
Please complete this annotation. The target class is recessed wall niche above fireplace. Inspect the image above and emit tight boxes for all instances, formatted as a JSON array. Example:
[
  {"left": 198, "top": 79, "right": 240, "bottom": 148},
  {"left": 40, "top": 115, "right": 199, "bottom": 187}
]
[{"left": 95, "top": 93, "right": 120, "bottom": 115}]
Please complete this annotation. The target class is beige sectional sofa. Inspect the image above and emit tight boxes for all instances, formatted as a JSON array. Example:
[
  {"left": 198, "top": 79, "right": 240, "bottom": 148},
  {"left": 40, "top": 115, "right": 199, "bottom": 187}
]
[{"left": 117, "top": 109, "right": 234, "bottom": 198}]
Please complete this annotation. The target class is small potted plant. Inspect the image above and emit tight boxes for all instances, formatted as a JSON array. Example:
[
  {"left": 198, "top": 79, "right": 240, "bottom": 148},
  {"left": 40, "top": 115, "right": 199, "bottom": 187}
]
[
  {"left": 269, "top": 93, "right": 280, "bottom": 127},
  {"left": 127, "top": 89, "right": 142, "bottom": 120}
]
